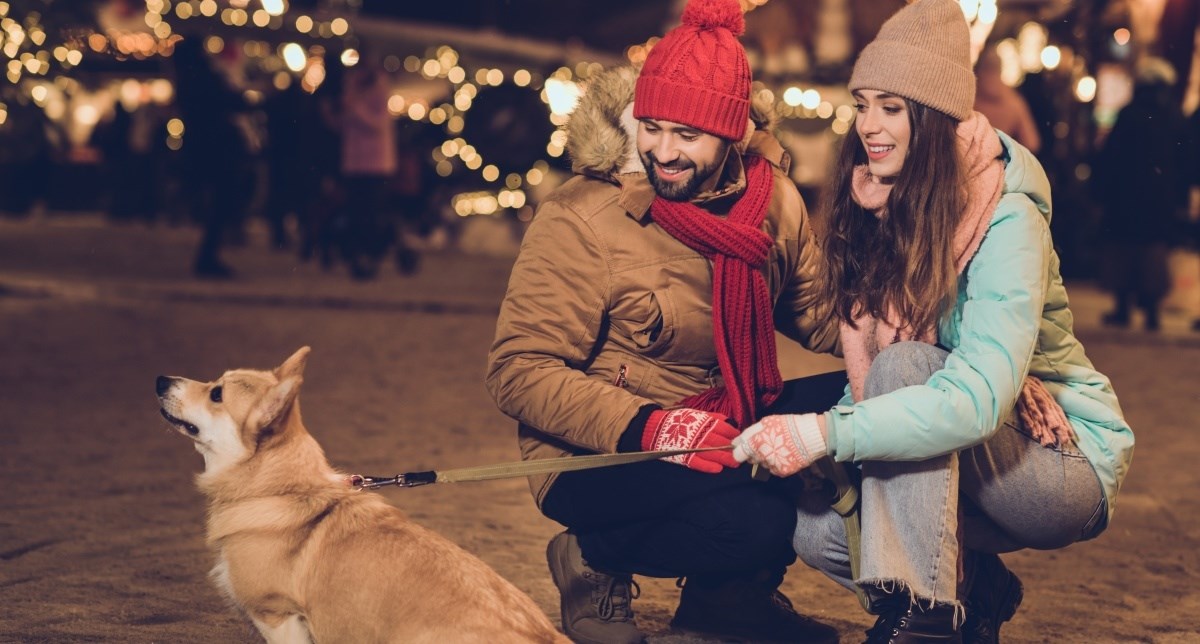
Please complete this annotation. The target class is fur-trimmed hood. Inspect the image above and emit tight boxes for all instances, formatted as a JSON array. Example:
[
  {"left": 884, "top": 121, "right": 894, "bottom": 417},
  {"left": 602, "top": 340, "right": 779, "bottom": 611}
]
[{"left": 565, "top": 65, "right": 780, "bottom": 180}]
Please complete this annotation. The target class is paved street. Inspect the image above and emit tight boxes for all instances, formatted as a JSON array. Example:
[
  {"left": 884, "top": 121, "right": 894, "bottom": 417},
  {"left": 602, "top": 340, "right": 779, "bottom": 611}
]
[{"left": 1, "top": 213, "right": 1197, "bottom": 643}]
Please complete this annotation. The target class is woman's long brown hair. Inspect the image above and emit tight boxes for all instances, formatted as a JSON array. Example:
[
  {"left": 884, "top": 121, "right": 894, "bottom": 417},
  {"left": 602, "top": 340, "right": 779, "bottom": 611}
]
[{"left": 818, "top": 100, "right": 964, "bottom": 334}]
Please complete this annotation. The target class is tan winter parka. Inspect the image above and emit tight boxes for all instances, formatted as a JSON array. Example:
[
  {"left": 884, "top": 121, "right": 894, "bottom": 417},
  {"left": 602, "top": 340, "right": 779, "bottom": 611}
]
[{"left": 485, "top": 66, "right": 838, "bottom": 506}]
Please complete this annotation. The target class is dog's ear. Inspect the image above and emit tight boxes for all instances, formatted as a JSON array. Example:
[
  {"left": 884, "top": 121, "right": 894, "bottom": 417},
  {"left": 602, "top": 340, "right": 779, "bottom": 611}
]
[
  {"left": 248, "top": 375, "right": 302, "bottom": 432},
  {"left": 276, "top": 346, "right": 311, "bottom": 380}
]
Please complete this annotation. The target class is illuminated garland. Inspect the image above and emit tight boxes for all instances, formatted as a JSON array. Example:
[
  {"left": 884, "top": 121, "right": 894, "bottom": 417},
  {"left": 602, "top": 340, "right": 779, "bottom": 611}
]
[{"left": 391, "top": 45, "right": 596, "bottom": 217}]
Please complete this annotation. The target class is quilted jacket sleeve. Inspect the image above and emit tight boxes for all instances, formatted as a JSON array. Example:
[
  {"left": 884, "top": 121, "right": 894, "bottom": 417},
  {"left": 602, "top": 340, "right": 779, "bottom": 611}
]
[{"left": 824, "top": 195, "right": 1049, "bottom": 461}]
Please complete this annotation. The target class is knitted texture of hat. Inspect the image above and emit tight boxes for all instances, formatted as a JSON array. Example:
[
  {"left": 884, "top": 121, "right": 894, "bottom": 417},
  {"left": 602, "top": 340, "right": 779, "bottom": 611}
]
[
  {"left": 848, "top": 0, "right": 975, "bottom": 120},
  {"left": 634, "top": 0, "right": 751, "bottom": 140}
]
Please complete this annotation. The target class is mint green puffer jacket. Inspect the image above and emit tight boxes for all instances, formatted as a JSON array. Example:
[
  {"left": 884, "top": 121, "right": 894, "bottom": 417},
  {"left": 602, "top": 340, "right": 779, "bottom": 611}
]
[{"left": 823, "top": 130, "right": 1134, "bottom": 528}]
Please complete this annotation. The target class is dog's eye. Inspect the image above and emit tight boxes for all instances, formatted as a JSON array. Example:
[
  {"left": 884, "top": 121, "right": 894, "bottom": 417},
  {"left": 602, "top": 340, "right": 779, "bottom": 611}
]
[{"left": 210, "top": 386, "right": 223, "bottom": 403}]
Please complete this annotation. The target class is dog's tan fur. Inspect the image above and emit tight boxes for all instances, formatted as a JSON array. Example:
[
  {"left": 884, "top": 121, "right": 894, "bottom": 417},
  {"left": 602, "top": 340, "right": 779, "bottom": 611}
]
[{"left": 157, "top": 347, "right": 566, "bottom": 644}]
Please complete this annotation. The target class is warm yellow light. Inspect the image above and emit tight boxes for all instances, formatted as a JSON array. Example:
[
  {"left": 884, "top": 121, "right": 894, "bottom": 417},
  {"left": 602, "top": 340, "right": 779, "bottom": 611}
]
[
  {"left": 253, "top": 10, "right": 270, "bottom": 27},
  {"left": 526, "top": 168, "right": 544, "bottom": 186},
  {"left": 65, "top": 49, "right": 82, "bottom": 65},
  {"left": 149, "top": 79, "right": 174, "bottom": 104},
  {"left": 1075, "top": 76, "right": 1097, "bottom": 102},
  {"left": 407, "top": 103, "right": 426, "bottom": 120},
  {"left": 281, "top": 43, "right": 306, "bottom": 72},
  {"left": 175, "top": 2, "right": 193, "bottom": 18},
  {"left": 388, "top": 94, "right": 405, "bottom": 115},
  {"left": 544, "top": 78, "right": 580, "bottom": 116},
  {"left": 199, "top": 0, "right": 217, "bottom": 17},
  {"left": 782, "top": 87, "right": 803, "bottom": 107},
  {"left": 75, "top": 104, "right": 99, "bottom": 126},
  {"left": 1040, "top": 45, "right": 1061, "bottom": 70},
  {"left": 153, "top": 22, "right": 172, "bottom": 39},
  {"left": 447, "top": 66, "right": 465, "bottom": 84},
  {"left": 800, "top": 89, "right": 821, "bottom": 110},
  {"left": 331, "top": 18, "right": 349, "bottom": 36},
  {"left": 295, "top": 15, "right": 313, "bottom": 33},
  {"left": 1113, "top": 28, "right": 1131, "bottom": 46},
  {"left": 205, "top": 36, "right": 224, "bottom": 54},
  {"left": 340, "top": 48, "right": 359, "bottom": 67},
  {"left": 30, "top": 84, "right": 47, "bottom": 102},
  {"left": 514, "top": 69, "right": 531, "bottom": 86},
  {"left": 166, "top": 117, "right": 185, "bottom": 137}
]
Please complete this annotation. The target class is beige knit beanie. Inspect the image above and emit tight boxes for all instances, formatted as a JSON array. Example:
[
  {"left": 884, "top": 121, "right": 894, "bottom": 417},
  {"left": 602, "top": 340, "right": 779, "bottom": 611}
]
[{"left": 848, "top": 0, "right": 975, "bottom": 120}]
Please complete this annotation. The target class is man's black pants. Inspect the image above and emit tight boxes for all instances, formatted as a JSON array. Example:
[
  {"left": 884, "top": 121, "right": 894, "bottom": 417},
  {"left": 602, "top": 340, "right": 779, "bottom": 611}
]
[{"left": 541, "top": 371, "right": 848, "bottom": 581}]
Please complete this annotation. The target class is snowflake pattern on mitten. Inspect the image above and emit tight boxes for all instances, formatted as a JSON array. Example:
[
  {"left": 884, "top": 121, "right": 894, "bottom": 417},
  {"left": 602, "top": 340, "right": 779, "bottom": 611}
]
[{"left": 739, "top": 414, "right": 827, "bottom": 477}]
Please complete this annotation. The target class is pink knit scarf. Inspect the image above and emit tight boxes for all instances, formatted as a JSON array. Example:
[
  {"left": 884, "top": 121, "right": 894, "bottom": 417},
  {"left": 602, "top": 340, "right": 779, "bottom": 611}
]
[
  {"left": 650, "top": 154, "right": 781, "bottom": 427},
  {"left": 840, "top": 113, "right": 1072, "bottom": 446}
]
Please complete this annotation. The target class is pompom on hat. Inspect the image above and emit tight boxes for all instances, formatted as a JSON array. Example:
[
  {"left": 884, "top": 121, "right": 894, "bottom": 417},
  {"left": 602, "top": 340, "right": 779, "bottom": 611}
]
[
  {"left": 848, "top": 0, "right": 975, "bottom": 121},
  {"left": 633, "top": 0, "right": 752, "bottom": 141}
]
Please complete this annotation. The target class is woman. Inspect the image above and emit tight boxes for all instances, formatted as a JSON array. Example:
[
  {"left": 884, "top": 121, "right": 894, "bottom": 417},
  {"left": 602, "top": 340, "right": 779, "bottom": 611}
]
[{"left": 731, "top": 1, "right": 1134, "bottom": 642}]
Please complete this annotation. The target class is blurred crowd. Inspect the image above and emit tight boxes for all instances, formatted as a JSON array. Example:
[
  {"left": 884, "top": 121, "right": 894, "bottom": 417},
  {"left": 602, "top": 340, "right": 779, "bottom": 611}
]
[
  {"left": 0, "top": 37, "right": 1197, "bottom": 329},
  {"left": 1, "top": 39, "right": 447, "bottom": 282}
]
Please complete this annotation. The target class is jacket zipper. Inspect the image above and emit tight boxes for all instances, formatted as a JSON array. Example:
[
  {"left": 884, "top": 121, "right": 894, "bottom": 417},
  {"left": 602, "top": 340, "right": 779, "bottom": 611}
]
[{"left": 613, "top": 364, "right": 629, "bottom": 388}]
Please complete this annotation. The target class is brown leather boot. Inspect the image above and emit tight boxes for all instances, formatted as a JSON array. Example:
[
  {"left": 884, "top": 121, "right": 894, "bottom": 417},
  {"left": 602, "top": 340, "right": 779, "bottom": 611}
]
[{"left": 546, "top": 531, "right": 642, "bottom": 644}]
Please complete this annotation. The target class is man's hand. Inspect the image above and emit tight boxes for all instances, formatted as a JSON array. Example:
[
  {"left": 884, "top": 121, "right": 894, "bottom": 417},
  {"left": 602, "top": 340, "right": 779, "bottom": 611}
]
[
  {"left": 642, "top": 408, "right": 741, "bottom": 474},
  {"left": 732, "top": 413, "right": 827, "bottom": 477}
]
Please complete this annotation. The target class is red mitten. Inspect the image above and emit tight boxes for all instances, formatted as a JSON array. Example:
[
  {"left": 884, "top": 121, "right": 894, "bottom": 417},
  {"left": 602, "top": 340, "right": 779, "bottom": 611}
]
[{"left": 642, "top": 408, "right": 741, "bottom": 473}]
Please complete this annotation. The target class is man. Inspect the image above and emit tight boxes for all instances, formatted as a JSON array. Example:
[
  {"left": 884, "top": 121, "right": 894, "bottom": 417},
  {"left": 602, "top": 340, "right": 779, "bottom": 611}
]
[{"left": 486, "top": 0, "right": 841, "bottom": 641}]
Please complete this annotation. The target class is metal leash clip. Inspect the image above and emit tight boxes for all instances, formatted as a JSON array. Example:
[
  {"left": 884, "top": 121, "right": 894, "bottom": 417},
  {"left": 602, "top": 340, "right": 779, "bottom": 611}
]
[{"left": 348, "top": 471, "right": 438, "bottom": 490}]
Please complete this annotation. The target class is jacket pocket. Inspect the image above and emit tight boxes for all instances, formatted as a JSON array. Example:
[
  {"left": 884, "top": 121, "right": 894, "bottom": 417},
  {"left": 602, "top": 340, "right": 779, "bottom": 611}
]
[{"left": 627, "top": 289, "right": 676, "bottom": 357}]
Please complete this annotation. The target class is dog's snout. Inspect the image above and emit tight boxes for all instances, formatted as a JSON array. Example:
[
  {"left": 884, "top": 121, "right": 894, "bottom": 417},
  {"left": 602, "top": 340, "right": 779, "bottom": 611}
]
[{"left": 156, "top": 376, "right": 173, "bottom": 397}]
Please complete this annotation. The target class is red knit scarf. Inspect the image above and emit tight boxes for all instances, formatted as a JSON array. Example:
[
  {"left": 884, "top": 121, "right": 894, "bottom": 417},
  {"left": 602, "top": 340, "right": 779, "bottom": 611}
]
[{"left": 649, "top": 154, "right": 781, "bottom": 427}]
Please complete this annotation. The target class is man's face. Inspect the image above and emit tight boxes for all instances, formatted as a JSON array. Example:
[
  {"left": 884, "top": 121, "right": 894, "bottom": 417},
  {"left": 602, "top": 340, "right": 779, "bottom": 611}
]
[{"left": 637, "top": 118, "right": 730, "bottom": 202}]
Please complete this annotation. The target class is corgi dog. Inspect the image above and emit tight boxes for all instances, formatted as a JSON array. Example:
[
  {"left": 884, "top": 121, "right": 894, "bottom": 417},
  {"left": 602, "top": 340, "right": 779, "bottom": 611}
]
[{"left": 156, "top": 347, "right": 566, "bottom": 643}]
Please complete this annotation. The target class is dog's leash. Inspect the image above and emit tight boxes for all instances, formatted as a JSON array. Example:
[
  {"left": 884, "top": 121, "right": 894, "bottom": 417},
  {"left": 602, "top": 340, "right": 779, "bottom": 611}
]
[{"left": 349, "top": 445, "right": 752, "bottom": 490}]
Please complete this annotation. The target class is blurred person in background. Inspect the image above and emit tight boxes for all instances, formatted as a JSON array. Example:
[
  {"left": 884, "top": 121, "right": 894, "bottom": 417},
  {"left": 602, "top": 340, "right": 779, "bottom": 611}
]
[
  {"left": 732, "top": 1, "right": 1133, "bottom": 642},
  {"left": 973, "top": 47, "right": 1040, "bottom": 155},
  {"left": 171, "top": 37, "right": 251, "bottom": 279},
  {"left": 1092, "top": 56, "right": 1191, "bottom": 331},
  {"left": 486, "top": 0, "right": 842, "bottom": 642},
  {"left": 263, "top": 80, "right": 307, "bottom": 250},
  {"left": 0, "top": 88, "right": 61, "bottom": 217},
  {"left": 295, "top": 49, "right": 344, "bottom": 269},
  {"left": 339, "top": 45, "right": 416, "bottom": 279}
]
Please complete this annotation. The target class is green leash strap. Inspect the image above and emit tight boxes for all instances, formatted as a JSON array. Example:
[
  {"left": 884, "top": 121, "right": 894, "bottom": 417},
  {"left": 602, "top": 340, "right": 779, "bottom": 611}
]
[{"left": 816, "top": 457, "right": 871, "bottom": 611}]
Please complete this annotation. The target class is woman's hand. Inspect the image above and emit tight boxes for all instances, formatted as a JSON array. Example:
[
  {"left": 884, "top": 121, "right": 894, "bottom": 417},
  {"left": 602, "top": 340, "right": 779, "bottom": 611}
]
[{"left": 732, "top": 413, "right": 828, "bottom": 477}]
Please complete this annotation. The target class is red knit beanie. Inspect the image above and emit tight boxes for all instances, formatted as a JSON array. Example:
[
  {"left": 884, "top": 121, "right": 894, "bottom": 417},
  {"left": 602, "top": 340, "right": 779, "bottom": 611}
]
[{"left": 634, "top": 0, "right": 751, "bottom": 141}]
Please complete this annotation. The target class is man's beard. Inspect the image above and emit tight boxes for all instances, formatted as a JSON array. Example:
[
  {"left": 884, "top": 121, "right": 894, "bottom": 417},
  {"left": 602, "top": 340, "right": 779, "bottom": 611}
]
[{"left": 641, "top": 150, "right": 723, "bottom": 202}]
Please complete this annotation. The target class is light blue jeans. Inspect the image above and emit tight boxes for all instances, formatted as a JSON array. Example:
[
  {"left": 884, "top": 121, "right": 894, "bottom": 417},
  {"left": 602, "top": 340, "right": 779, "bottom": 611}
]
[{"left": 793, "top": 342, "right": 1106, "bottom": 608}]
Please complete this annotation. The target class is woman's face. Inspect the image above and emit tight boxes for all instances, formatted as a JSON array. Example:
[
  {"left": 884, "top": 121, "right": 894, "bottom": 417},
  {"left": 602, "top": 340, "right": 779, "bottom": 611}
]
[{"left": 853, "top": 89, "right": 911, "bottom": 181}]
